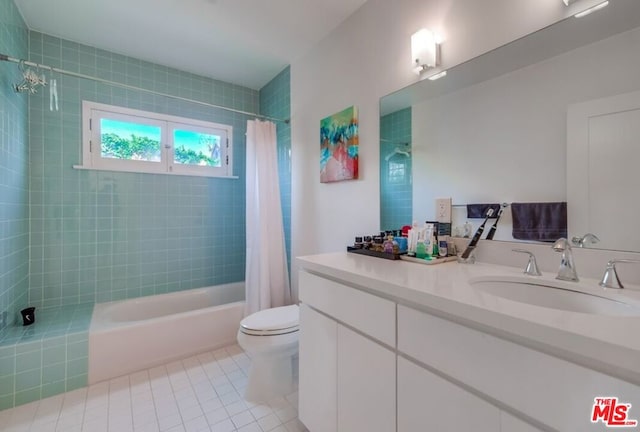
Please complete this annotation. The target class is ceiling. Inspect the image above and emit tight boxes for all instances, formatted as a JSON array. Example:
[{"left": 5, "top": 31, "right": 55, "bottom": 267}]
[{"left": 14, "top": 0, "right": 368, "bottom": 90}]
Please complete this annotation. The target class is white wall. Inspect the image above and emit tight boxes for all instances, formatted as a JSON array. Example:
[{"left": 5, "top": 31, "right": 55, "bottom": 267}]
[
  {"left": 289, "top": 0, "right": 604, "bottom": 296},
  {"left": 412, "top": 25, "right": 640, "bottom": 241}
]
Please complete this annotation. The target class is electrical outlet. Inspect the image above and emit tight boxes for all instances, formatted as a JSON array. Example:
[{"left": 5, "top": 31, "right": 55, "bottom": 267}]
[{"left": 436, "top": 198, "right": 452, "bottom": 223}]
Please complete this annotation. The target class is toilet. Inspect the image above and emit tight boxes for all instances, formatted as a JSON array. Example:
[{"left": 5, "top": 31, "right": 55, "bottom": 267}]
[{"left": 237, "top": 304, "right": 300, "bottom": 402}]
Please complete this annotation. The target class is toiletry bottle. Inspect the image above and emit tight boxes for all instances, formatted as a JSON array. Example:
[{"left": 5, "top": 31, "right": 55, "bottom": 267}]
[
  {"left": 383, "top": 236, "right": 394, "bottom": 253},
  {"left": 424, "top": 224, "right": 434, "bottom": 257},
  {"left": 463, "top": 221, "right": 472, "bottom": 238},
  {"left": 390, "top": 235, "right": 400, "bottom": 254},
  {"left": 416, "top": 240, "right": 427, "bottom": 259},
  {"left": 354, "top": 236, "right": 363, "bottom": 249},
  {"left": 395, "top": 235, "right": 408, "bottom": 253},
  {"left": 438, "top": 239, "right": 448, "bottom": 257}
]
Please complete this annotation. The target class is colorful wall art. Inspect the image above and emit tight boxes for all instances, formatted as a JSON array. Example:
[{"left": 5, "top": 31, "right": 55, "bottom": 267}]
[{"left": 320, "top": 106, "right": 359, "bottom": 183}]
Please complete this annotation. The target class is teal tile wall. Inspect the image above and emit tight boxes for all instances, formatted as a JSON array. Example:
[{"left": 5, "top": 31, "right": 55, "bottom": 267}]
[
  {"left": 28, "top": 32, "right": 256, "bottom": 308},
  {"left": 0, "top": 308, "right": 90, "bottom": 410},
  {"left": 380, "top": 108, "right": 412, "bottom": 231},
  {"left": 259, "top": 67, "right": 291, "bottom": 273},
  {"left": 0, "top": 0, "right": 29, "bottom": 330}
]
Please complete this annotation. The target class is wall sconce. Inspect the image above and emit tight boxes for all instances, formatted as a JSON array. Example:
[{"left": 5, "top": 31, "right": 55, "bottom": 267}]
[
  {"left": 563, "top": 0, "right": 609, "bottom": 18},
  {"left": 411, "top": 28, "right": 439, "bottom": 75}
]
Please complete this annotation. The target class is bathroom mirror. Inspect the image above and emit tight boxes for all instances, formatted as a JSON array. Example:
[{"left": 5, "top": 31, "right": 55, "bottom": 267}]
[{"left": 380, "top": 0, "right": 640, "bottom": 252}]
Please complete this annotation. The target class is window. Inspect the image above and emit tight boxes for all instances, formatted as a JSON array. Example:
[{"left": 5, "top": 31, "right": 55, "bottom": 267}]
[
  {"left": 80, "top": 101, "right": 233, "bottom": 177},
  {"left": 388, "top": 160, "right": 408, "bottom": 185}
]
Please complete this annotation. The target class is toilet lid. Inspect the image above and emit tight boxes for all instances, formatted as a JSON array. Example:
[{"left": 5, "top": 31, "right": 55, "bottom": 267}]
[{"left": 240, "top": 304, "right": 299, "bottom": 336}]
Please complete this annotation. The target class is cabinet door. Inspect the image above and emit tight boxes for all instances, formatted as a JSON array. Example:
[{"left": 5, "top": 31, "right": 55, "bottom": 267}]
[
  {"left": 501, "top": 412, "right": 545, "bottom": 432},
  {"left": 398, "top": 356, "right": 500, "bottom": 432},
  {"left": 337, "top": 325, "right": 395, "bottom": 432},
  {"left": 299, "top": 304, "right": 337, "bottom": 432}
]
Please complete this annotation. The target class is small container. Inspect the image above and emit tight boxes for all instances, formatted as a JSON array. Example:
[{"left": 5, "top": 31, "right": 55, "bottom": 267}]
[
  {"left": 363, "top": 236, "right": 373, "bottom": 249},
  {"left": 463, "top": 221, "right": 473, "bottom": 238},
  {"left": 20, "top": 307, "right": 36, "bottom": 326},
  {"left": 383, "top": 236, "right": 394, "bottom": 253},
  {"left": 416, "top": 241, "right": 427, "bottom": 259},
  {"left": 394, "top": 236, "right": 407, "bottom": 253},
  {"left": 354, "top": 236, "right": 364, "bottom": 249},
  {"left": 438, "top": 240, "right": 448, "bottom": 257}
]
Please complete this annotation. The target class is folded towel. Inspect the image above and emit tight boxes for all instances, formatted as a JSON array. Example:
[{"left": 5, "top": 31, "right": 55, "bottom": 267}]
[
  {"left": 467, "top": 203, "right": 501, "bottom": 219},
  {"left": 511, "top": 202, "right": 567, "bottom": 242}
]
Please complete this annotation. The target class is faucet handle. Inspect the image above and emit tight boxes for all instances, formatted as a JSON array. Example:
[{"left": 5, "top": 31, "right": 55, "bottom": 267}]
[
  {"left": 512, "top": 249, "right": 542, "bottom": 276},
  {"left": 571, "top": 233, "right": 600, "bottom": 248},
  {"left": 552, "top": 237, "right": 571, "bottom": 251},
  {"left": 599, "top": 259, "right": 640, "bottom": 289}
]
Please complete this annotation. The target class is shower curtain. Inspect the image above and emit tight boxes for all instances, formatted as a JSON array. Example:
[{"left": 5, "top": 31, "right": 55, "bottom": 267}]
[{"left": 245, "top": 119, "right": 291, "bottom": 316}]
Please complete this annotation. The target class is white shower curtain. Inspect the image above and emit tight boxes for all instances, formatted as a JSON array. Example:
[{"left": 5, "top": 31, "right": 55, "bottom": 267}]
[{"left": 245, "top": 119, "right": 291, "bottom": 316}]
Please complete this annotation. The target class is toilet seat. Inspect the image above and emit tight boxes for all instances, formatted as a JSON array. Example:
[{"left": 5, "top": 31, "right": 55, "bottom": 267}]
[{"left": 240, "top": 304, "right": 299, "bottom": 336}]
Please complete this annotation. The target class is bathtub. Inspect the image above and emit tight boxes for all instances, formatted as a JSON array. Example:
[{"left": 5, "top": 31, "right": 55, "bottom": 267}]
[{"left": 89, "top": 283, "right": 245, "bottom": 384}]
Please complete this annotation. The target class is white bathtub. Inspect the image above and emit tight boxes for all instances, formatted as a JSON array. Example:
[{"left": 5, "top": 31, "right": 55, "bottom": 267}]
[{"left": 89, "top": 283, "right": 245, "bottom": 384}]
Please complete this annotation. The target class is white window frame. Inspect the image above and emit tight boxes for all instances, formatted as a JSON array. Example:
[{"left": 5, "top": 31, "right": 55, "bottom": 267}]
[{"left": 80, "top": 101, "right": 233, "bottom": 178}]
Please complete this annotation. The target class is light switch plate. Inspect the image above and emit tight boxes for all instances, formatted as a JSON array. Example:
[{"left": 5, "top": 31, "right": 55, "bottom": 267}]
[{"left": 436, "top": 198, "right": 452, "bottom": 223}]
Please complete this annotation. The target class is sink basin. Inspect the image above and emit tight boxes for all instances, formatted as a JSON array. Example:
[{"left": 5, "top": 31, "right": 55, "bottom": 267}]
[{"left": 470, "top": 277, "right": 640, "bottom": 316}]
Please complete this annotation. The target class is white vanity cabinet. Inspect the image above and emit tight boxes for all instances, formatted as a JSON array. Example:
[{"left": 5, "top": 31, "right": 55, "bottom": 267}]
[
  {"left": 297, "top": 255, "right": 640, "bottom": 432},
  {"left": 298, "top": 271, "right": 396, "bottom": 432},
  {"left": 397, "top": 304, "right": 640, "bottom": 431},
  {"left": 299, "top": 303, "right": 337, "bottom": 432},
  {"left": 397, "top": 355, "right": 501, "bottom": 432}
]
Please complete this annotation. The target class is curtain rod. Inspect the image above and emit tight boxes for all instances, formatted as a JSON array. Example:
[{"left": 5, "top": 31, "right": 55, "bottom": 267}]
[{"left": 0, "top": 53, "right": 290, "bottom": 124}]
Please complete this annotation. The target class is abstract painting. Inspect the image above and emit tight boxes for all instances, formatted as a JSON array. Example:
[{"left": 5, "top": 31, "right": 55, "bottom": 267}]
[{"left": 320, "top": 106, "right": 359, "bottom": 183}]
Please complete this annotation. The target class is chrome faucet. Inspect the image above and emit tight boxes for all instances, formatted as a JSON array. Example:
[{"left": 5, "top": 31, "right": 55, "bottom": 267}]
[
  {"left": 512, "top": 249, "right": 542, "bottom": 276},
  {"left": 552, "top": 238, "right": 579, "bottom": 282},
  {"left": 571, "top": 233, "right": 600, "bottom": 248},
  {"left": 599, "top": 259, "right": 640, "bottom": 289}
]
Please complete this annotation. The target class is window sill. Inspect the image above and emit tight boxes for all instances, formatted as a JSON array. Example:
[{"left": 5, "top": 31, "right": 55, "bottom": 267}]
[{"left": 72, "top": 165, "right": 239, "bottom": 179}]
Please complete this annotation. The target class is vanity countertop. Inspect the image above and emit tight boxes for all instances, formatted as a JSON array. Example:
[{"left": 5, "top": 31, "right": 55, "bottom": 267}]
[{"left": 297, "top": 252, "right": 640, "bottom": 385}]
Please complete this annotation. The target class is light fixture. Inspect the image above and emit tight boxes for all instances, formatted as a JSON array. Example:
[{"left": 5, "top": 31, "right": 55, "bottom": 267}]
[
  {"left": 428, "top": 71, "right": 447, "bottom": 81},
  {"left": 411, "top": 28, "right": 439, "bottom": 75},
  {"left": 574, "top": 1, "right": 609, "bottom": 18},
  {"left": 563, "top": 0, "right": 609, "bottom": 17}
]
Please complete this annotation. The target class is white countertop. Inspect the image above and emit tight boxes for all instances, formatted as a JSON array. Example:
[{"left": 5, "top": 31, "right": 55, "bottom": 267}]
[{"left": 297, "top": 252, "right": 640, "bottom": 385}]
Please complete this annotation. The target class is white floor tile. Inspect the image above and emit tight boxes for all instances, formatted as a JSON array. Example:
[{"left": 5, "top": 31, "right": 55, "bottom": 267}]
[
  {"left": 231, "top": 410, "right": 255, "bottom": 429},
  {"left": 257, "top": 413, "right": 282, "bottom": 431},
  {"left": 236, "top": 422, "right": 261, "bottom": 432},
  {"left": 249, "top": 404, "right": 272, "bottom": 420},
  {"left": 209, "top": 418, "right": 236, "bottom": 432},
  {"left": 1, "top": 345, "right": 304, "bottom": 432},
  {"left": 274, "top": 406, "right": 297, "bottom": 424},
  {"left": 199, "top": 398, "right": 223, "bottom": 415},
  {"left": 183, "top": 415, "right": 210, "bottom": 432},
  {"left": 204, "top": 407, "right": 229, "bottom": 426},
  {"left": 224, "top": 400, "right": 248, "bottom": 417}
]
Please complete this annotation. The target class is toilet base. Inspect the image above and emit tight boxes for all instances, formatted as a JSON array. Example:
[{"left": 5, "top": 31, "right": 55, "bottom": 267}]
[{"left": 244, "top": 352, "right": 298, "bottom": 402}]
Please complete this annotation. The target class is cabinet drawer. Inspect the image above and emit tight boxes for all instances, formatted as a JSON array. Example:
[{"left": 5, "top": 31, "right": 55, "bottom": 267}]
[
  {"left": 398, "top": 305, "right": 640, "bottom": 431},
  {"left": 299, "top": 270, "right": 395, "bottom": 346},
  {"left": 398, "top": 356, "right": 500, "bottom": 432}
]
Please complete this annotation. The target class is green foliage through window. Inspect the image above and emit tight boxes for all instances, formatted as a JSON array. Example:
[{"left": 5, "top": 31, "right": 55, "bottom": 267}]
[
  {"left": 101, "top": 133, "right": 161, "bottom": 161},
  {"left": 175, "top": 145, "right": 215, "bottom": 166}
]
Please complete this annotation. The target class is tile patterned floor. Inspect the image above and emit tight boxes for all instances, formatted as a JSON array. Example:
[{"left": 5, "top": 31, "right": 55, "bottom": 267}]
[{"left": 0, "top": 345, "right": 308, "bottom": 432}]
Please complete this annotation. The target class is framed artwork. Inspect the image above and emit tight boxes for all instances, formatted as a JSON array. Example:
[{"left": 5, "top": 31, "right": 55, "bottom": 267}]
[{"left": 320, "top": 106, "right": 359, "bottom": 183}]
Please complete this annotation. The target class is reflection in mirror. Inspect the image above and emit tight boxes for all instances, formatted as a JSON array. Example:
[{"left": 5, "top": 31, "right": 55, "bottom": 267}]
[
  {"left": 379, "top": 0, "right": 640, "bottom": 252},
  {"left": 380, "top": 109, "right": 412, "bottom": 230}
]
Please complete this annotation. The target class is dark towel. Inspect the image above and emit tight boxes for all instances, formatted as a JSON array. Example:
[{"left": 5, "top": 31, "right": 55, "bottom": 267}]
[
  {"left": 467, "top": 203, "right": 501, "bottom": 219},
  {"left": 511, "top": 202, "right": 567, "bottom": 242}
]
